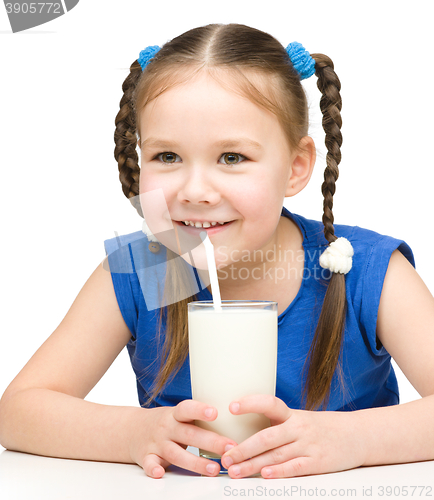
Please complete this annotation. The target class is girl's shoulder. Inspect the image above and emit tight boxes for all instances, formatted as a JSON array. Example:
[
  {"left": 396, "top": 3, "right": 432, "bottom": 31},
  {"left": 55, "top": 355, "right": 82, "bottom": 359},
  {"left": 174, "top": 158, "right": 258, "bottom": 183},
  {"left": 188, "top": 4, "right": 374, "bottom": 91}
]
[
  {"left": 286, "top": 209, "right": 415, "bottom": 338},
  {"left": 285, "top": 208, "right": 415, "bottom": 269},
  {"left": 286, "top": 210, "right": 416, "bottom": 359},
  {"left": 103, "top": 230, "right": 168, "bottom": 274},
  {"left": 104, "top": 230, "right": 145, "bottom": 254},
  {"left": 103, "top": 229, "right": 199, "bottom": 317}
]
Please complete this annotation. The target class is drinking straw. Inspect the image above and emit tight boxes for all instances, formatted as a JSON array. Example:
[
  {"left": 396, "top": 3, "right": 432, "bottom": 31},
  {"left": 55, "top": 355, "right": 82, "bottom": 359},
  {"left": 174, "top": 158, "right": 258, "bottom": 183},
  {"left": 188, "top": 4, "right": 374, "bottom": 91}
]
[{"left": 200, "top": 232, "right": 222, "bottom": 311}]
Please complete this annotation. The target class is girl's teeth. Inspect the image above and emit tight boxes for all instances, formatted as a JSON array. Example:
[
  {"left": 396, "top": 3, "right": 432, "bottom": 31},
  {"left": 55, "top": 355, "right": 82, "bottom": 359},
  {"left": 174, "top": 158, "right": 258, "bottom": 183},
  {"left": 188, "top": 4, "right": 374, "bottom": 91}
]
[{"left": 182, "top": 221, "right": 224, "bottom": 227}]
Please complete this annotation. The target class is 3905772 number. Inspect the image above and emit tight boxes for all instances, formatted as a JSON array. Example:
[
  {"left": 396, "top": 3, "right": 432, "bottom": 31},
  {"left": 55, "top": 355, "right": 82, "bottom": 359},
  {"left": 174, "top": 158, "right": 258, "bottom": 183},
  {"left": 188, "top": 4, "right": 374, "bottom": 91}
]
[
  {"left": 378, "top": 485, "right": 433, "bottom": 496},
  {"left": 5, "top": 3, "right": 62, "bottom": 14}
]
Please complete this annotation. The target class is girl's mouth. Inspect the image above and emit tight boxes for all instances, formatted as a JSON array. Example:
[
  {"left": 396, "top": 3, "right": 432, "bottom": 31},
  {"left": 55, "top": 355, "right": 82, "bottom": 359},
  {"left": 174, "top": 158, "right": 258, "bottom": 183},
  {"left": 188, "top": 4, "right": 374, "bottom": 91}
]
[{"left": 173, "top": 220, "right": 235, "bottom": 234}]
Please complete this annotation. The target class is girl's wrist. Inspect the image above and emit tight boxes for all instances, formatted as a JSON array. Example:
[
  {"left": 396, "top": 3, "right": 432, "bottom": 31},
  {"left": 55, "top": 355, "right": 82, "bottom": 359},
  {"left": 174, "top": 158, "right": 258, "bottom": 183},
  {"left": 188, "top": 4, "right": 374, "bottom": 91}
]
[
  {"left": 127, "top": 406, "right": 169, "bottom": 467},
  {"left": 345, "top": 409, "right": 372, "bottom": 467},
  {"left": 126, "top": 406, "right": 152, "bottom": 466},
  {"left": 349, "top": 403, "right": 415, "bottom": 467}
]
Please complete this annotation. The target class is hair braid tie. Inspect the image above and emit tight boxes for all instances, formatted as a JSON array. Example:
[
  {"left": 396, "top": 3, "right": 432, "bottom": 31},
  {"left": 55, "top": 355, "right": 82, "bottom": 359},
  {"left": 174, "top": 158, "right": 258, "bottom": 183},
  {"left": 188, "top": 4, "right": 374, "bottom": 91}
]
[
  {"left": 138, "top": 45, "right": 161, "bottom": 70},
  {"left": 285, "top": 42, "right": 316, "bottom": 80},
  {"left": 319, "top": 237, "right": 354, "bottom": 274}
]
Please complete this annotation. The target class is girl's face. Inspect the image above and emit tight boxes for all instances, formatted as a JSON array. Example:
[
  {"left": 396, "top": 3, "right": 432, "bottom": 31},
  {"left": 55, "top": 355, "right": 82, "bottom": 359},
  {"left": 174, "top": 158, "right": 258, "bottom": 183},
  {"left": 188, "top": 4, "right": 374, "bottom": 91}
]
[{"left": 138, "top": 70, "right": 299, "bottom": 270}]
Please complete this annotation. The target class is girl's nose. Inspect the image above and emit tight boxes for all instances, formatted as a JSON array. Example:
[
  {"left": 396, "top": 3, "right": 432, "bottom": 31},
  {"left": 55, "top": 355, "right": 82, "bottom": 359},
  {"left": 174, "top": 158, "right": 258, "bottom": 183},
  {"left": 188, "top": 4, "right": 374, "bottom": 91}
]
[{"left": 177, "top": 168, "right": 221, "bottom": 206}]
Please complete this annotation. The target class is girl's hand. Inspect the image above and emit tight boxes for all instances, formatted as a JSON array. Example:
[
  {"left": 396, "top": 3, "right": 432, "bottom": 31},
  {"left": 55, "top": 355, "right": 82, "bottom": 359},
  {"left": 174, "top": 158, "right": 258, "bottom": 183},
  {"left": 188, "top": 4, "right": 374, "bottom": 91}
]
[
  {"left": 129, "top": 399, "right": 237, "bottom": 478},
  {"left": 221, "top": 395, "right": 366, "bottom": 479}
]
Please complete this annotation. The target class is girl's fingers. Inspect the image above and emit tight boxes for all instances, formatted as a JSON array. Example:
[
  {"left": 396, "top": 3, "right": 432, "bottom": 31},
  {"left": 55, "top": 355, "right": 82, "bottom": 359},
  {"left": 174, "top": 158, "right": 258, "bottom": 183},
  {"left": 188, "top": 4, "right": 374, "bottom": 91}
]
[
  {"left": 229, "top": 394, "right": 292, "bottom": 423},
  {"left": 261, "top": 456, "right": 316, "bottom": 479},
  {"left": 172, "top": 400, "right": 237, "bottom": 456},
  {"left": 223, "top": 443, "right": 311, "bottom": 479},
  {"left": 175, "top": 422, "right": 237, "bottom": 457},
  {"left": 161, "top": 441, "right": 222, "bottom": 477},
  {"left": 142, "top": 444, "right": 223, "bottom": 478},
  {"left": 142, "top": 453, "right": 170, "bottom": 479},
  {"left": 221, "top": 396, "right": 293, "bottom": 470},
  {"left": 222, "top": 423, "right": 294, "bottom": 471},
  {"left": 223, "top": 442, "right": 317, "bottom": 479},
  {"left": 173, "top": 399, "right": 218, "bottom": 423}
]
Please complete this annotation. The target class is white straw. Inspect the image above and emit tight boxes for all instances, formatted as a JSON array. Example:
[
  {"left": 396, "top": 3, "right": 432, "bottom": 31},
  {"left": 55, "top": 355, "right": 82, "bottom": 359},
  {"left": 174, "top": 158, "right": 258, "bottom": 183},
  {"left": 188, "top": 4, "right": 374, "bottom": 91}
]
[{"left": 200, "top": 232, "right": 222, "bottom": 311}]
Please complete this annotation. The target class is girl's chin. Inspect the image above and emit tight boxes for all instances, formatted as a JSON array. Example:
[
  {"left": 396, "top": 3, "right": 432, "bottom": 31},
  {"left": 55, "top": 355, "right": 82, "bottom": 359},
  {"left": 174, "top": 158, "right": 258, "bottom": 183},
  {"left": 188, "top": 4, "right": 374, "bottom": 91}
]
[
  {"left": 161, "top": 223, "right": 236, "bottom": 271},
  {"left": 178, "top": 245, "right": 217, "bottom": 272}
]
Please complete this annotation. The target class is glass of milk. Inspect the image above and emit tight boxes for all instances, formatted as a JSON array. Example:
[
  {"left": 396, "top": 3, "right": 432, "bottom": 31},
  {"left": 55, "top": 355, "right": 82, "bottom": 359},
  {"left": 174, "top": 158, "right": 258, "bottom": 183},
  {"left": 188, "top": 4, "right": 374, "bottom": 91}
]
[{"left": 188, "top": 300, "right": 278, "bottom": 470}]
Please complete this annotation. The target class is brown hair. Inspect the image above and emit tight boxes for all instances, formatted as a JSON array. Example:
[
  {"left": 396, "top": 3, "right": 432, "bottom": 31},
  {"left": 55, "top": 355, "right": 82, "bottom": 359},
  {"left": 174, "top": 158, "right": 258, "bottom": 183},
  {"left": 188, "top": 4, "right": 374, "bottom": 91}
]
[{"left": 114, "top": 24, "right": 345, "bottom": 410}]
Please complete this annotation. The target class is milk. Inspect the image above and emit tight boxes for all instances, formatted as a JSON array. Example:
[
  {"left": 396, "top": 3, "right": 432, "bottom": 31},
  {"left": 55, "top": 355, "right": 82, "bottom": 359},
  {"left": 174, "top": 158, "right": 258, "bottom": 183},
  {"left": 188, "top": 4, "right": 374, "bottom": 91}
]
[{"left": 188, "top": 303, "right": 278, "bottom": 450}]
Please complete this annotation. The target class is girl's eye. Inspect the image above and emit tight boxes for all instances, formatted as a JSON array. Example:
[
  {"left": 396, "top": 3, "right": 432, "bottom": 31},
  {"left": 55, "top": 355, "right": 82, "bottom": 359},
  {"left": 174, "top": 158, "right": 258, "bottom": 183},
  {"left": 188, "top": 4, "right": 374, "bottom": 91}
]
[
  {"left": 219, "top": 152, "right": 246, "bottom": 165},
  {"left": 156, "top": 152, "right": 181, "bottom": 164},
  {"left": 154, "top": 151, "right": 246, "bottom": 165}
]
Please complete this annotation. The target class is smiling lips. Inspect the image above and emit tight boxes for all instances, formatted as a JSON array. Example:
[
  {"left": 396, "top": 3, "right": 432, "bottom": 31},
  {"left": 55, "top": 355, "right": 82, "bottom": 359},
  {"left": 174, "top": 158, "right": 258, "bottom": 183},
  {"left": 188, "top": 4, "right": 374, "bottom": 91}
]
[
  {"left": 173, "top": 220, "right": 235, "bottom": 233},
  {"left": 181, "top": 221, "right": 231, "bottom": 228}
]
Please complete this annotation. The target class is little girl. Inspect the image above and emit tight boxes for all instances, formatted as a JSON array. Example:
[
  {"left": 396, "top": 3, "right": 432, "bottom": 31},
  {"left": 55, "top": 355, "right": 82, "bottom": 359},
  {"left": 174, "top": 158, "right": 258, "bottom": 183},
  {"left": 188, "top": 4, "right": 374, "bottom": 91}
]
[{"left": 1, "top": 23, "right": 434, "bottom": 480}]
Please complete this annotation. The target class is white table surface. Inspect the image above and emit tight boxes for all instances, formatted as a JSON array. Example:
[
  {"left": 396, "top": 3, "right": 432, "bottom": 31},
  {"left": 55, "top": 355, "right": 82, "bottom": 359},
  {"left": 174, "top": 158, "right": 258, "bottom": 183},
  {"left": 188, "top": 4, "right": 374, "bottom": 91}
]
[{"left": 1, "top": 447, "right": 433, "bottom": 500}]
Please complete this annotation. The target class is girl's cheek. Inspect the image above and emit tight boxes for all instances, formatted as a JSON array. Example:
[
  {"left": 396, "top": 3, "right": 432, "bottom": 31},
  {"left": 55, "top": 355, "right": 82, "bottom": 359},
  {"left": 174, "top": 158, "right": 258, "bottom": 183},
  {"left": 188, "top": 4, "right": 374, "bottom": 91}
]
[{"left": 140, "top": 176, "right": 168, "bottom": 198}]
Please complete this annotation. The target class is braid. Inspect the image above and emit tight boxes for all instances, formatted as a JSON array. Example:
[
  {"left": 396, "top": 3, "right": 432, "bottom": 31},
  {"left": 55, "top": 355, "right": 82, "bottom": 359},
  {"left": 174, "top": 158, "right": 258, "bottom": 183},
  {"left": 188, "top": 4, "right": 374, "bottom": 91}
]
[
  {"left": 312, "top": 54, "right": 342, "bottom": 244},
  {"left": 302, "top": 54, "right": 346, "bottom": 411},
  {"left": 114, "top": 60, "right": 143, "bottom": 217}
]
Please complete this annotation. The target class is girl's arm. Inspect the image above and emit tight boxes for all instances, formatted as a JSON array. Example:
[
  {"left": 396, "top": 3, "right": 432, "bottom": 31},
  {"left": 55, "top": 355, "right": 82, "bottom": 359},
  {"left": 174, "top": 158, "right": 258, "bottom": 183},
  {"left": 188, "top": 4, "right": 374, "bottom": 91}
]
[
  {"left": 0, "top": 262, "right": 233, "bottom": 477},
  {"left": 0, "top": 261, "right": 136, "bottom": 462},
  {"left": 353, "top": 248, "right": 434, "bottom": 466},
  {"left": 220, "top": 249, "right": 434, "bottom": 478}
]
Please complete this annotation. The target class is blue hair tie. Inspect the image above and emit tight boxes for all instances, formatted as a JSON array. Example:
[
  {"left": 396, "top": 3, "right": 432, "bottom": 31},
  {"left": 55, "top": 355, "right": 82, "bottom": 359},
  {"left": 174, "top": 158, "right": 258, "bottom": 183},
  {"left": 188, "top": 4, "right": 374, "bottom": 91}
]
[
  {"left": 138, "top": 45, "right": 161, "bottom": 71},
  {"left": 285, "top": 42, "right": 315, "bottom": 80}
]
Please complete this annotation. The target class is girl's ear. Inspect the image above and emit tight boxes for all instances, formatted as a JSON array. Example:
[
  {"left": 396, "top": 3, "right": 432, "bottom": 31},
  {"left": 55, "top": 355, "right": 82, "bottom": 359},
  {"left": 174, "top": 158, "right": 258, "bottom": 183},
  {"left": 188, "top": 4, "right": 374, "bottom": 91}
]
[{"left": 285, "top": 136, "right": 316, "bottom": 197}]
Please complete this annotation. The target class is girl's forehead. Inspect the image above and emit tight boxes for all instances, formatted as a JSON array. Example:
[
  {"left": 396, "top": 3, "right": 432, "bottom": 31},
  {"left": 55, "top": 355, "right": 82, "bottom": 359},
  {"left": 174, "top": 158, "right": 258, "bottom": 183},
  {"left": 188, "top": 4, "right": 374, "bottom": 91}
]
[
  {"left": 145, "top": 70, "right": 256, "bottom": 108},
  {"left": 140, "top": 70, "right": 281, "bottom": 137}
]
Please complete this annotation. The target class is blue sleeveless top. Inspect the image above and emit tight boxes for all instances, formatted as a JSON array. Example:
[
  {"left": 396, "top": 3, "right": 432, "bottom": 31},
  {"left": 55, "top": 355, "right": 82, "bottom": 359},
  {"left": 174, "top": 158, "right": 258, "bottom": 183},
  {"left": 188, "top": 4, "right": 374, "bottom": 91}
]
[{"left": 104, "top": 208, "right": 415, "bottom": 411}]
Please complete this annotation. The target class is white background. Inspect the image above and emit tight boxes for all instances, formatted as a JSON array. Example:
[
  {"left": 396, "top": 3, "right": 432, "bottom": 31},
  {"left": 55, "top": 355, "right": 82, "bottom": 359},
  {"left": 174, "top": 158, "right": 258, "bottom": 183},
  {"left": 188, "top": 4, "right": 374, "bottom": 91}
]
[{"left": 1, "top": 1, "right": 433, "bottom": 452}]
